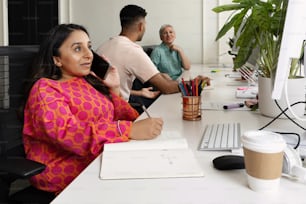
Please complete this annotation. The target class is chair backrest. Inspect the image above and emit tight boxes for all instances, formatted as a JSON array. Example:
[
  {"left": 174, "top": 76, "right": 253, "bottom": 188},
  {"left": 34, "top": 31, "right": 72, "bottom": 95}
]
[
  {"left": 0, "top": 45, "right": 39, "bottom": 157},
  {"left": 142, "top": 45, "right": 157, "bottom": 57}
]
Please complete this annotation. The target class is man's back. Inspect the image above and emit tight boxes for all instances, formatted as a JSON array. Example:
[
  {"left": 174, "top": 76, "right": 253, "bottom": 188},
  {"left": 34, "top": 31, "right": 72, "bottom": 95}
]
[{"left": 97, "top": 36, "right": 159, "bottom": 100}]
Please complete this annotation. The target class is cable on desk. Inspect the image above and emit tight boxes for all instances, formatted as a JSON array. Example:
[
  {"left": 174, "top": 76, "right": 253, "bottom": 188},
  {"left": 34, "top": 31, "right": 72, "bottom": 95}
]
[
  {"left": 258, "top": 100, "right": 306, "bottom": 149},
  {"left": 273, "top": 131, "right": 301, "bottom": 149},
  {"left": 274, "top": 100, "right": 306, "bottom": 131},
  {"left": 258, "top": 100, "right": 306, "bottom": 131}
]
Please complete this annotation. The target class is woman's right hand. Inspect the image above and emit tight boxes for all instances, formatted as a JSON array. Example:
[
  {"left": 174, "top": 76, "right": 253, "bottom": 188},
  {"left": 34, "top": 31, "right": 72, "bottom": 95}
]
[{"left": 129, "top": 118, "right": 163, "bottom": 140}]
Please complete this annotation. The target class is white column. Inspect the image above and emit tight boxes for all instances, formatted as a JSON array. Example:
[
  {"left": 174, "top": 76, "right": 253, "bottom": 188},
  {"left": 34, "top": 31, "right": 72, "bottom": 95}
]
[{"left": 0, "top": 0, "right": 8, "bottom": 45}]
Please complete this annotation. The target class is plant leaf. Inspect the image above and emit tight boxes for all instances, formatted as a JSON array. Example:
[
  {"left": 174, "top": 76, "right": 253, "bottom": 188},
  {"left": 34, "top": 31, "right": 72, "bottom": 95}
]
[
  {"left": 215, "top": 12, "right": 246, "bottom": 41},
  {"left": 233, "top": 17, "right": 257, "bottom": 68},
  {"left": 212, "top": 4, "right": 246, "bottom": 13}
]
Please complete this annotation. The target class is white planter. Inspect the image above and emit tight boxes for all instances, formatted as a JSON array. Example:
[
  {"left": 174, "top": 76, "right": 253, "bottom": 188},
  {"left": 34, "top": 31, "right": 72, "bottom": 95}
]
[{"left": 258, "top": 76, "right": 306, "bottom": 118}]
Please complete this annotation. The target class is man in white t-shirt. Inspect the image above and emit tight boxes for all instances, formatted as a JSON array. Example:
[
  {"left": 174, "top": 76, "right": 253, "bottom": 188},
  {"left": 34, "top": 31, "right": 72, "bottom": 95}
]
[{"left": 96, "top": 4, "right": 180, "bottom": 102}]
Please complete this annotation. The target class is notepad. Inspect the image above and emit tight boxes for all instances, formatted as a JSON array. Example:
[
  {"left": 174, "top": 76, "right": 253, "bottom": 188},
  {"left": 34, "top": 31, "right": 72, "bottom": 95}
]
[{"left": 100, "top": 131, "right": 204, "bottom": 180}]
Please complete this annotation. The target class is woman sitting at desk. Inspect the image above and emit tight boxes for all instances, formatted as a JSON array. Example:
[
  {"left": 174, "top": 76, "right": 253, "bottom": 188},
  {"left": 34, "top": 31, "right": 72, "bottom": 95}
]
[{"left": 22, "top": 23, "right": 163, "bottom": 195}]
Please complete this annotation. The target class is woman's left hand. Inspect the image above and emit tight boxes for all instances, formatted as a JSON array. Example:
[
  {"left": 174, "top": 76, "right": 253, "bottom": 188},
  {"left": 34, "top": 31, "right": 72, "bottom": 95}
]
[
  {"left": 169, "top": 44, "right": 181, "bottom": 52},
  {"left": 90, "top": 54, "right": 120, "bottom": 88},
  {"left": 90, "top": 64, "right": 121, "bottom": 95},
  {"left": 102, "top": 65, "right": 120, "bottom": 89}
]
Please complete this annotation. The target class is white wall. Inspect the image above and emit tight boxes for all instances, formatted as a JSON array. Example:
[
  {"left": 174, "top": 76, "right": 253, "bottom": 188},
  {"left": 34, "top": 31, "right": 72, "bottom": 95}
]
[
  {"left": 67, "top": 0, "right": 203, "bottom": 63},
  {"left": 0, "top": 0, "right": 234, "bottom": 65},
  {"left": 0, "top": 0, "right": 8, "bottom": 45},
  {"left": 0, "top": 1, "right": 3, "bottom": 45}
]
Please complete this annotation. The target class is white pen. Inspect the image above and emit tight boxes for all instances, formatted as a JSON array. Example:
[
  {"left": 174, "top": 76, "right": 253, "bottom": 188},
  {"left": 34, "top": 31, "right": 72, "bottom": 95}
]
[{"left": 141, "top": 105, "right": 151, "bottom": 118}]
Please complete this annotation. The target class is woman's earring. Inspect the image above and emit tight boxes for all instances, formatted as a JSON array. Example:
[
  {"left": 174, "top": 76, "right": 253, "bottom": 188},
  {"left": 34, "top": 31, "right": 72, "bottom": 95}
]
[{"left": 55, "top": 62, "right": 62, "bottom": 67}]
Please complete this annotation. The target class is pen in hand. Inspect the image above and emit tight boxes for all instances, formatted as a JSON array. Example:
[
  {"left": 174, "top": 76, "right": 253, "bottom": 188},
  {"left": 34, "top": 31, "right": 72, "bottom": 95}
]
[{"left": 141, "top": 104, "right": 151, "bottom": 118}]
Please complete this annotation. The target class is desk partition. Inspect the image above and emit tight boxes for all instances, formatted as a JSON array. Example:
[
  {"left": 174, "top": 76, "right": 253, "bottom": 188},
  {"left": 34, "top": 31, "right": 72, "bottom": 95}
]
[{"left": 51, "top": 65, "right": 305, "bottom": 204}]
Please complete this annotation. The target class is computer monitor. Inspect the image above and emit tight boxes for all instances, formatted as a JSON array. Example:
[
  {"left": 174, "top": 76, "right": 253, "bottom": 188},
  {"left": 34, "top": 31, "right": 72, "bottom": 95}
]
[
  {"left": 272, "top": 0, "right": 306, "bottom": 100},
  {"left": 271, "top": 0, "right": 306, "bottom": 121}
]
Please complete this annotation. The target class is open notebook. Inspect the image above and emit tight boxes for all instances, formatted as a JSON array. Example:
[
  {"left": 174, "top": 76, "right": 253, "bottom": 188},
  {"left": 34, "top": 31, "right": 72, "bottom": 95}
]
[{"left": 100, "top": 131, "right": 204, "bottom": 180}]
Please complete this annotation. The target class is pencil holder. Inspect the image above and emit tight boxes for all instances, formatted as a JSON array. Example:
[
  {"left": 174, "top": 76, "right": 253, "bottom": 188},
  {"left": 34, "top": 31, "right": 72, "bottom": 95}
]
[{"left": 182, "top": 96, "right": 201, "bottom": 121}]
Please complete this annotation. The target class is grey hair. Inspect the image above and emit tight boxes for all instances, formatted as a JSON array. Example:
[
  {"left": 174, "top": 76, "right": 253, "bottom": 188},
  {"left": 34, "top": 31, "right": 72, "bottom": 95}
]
[{"left": 159, "top": 24, "right": 173, "bottom": 36}]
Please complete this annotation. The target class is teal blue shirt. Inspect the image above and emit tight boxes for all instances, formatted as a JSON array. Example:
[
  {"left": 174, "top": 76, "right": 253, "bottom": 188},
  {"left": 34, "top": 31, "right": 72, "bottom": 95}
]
[{"left": 150, "top": 43, "right": 183, "bottom": 80}]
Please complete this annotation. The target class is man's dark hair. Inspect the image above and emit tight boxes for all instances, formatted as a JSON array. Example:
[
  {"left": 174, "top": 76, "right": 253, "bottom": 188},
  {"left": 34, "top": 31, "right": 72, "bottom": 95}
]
[{"left": 120, "top": 4, "right": 147, "bottom": 28}]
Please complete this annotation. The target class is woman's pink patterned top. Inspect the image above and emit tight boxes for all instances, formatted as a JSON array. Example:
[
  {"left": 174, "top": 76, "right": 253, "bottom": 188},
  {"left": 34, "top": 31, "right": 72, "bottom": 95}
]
[{"left": 23, "top": 77, "right": 139, "bottom": 194}]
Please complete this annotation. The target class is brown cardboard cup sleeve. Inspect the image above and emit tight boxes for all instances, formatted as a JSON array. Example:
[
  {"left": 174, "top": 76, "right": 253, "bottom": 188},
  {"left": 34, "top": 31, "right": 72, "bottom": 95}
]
[{"left": 243, "top": 148, "right": 284, "bottom": 180}]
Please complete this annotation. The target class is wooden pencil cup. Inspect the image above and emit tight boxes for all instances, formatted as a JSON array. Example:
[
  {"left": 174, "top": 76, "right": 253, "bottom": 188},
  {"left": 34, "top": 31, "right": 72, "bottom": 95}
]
[{"left": 182, "top": 96, "right": 201, "bottom": 121}]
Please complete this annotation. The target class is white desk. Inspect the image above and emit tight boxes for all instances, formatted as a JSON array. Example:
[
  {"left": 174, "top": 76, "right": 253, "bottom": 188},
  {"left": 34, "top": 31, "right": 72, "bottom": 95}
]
[{"left": 51, "top": 65, "right": 305, "bottom": 204}]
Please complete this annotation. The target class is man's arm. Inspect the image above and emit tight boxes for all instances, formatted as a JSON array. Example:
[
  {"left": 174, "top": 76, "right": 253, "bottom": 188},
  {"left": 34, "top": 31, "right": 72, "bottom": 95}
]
[{"left": 148, "top": 73, "right": 179, "bottom": 94}]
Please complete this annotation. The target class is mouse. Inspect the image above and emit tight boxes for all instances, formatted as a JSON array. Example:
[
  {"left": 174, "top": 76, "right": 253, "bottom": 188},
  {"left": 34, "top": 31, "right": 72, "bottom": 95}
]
[{"left": 212, "top": 155, "right": 245, "bottom": 170}]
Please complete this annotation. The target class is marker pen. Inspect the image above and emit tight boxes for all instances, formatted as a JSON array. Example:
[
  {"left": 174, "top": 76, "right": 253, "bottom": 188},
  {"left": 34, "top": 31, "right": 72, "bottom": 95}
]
[{"left": 223, "top": 103, "right": 244, "bottom": 110}]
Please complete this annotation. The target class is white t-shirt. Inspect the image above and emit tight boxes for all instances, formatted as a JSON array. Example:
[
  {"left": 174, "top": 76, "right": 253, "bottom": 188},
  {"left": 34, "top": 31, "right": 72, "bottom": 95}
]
[{"left": 96, "top": 36, "right": 159, "bottom": 101}]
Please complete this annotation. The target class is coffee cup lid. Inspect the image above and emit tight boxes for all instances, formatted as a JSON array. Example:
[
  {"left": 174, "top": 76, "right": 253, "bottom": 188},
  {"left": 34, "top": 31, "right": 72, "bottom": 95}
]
[{"left": 241, "top": 130, "right": 286, "bottom": 153}]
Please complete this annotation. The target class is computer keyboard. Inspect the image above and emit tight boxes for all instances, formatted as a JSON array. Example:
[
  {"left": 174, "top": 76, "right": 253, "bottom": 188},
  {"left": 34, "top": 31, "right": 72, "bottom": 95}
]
[{"left": 198, "top": 123, "right": 241, "bottom": 151}]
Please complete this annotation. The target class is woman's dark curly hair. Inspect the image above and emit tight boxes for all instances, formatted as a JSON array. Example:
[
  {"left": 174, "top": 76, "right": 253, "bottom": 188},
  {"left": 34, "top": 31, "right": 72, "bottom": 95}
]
[{"left": 22, "top": 24, "right": 111, "bottom": 117}]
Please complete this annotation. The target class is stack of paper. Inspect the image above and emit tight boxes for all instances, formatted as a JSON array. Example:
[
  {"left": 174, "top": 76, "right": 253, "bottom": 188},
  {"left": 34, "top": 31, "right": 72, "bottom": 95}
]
[
  {"left": 100, "top": 131, "right": 204, "bottom": 180},
  {"left": 235, "top": 87, "right": 258, "bottom": 99}
]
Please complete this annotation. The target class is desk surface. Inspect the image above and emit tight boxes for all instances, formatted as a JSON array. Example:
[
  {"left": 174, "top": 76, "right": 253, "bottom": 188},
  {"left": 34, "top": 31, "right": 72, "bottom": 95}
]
[{"left": 51, "top": 65, "right": 305, "bottom": 204}]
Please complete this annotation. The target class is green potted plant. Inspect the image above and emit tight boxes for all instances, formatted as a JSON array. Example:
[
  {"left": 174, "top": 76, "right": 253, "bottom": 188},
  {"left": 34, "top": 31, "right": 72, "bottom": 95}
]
[
  {"left": 257, "top": 38, "right": 305, "bottom": 118},
  {"left": 213, "top": 0, "right": 306, "bottom": 118},
  {"left": 212, "top": 0, "right": 287, "bottom": 73}
]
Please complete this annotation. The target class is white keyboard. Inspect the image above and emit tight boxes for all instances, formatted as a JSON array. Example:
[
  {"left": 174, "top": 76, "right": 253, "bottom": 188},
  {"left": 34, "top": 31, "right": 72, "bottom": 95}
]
[{"left": 198, "top": 123, "right": 241, "bottom": 151}]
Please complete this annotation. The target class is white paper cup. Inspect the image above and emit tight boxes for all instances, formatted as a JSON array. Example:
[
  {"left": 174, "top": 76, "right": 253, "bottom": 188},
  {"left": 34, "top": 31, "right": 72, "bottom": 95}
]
[{"left": 241, "top": 130, "right": 286, "bottom": 193}]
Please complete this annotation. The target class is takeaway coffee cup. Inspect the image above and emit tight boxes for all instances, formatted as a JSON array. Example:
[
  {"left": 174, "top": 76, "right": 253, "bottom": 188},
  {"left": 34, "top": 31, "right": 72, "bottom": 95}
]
[{"left": 241, "top": 130, "right": 286, "bottom": 193}]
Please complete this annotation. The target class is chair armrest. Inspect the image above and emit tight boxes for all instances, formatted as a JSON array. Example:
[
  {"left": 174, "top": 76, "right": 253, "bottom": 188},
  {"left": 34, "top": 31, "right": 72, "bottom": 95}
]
[{"left": 0, "top": 157, "right": 46, "bottom": 178}]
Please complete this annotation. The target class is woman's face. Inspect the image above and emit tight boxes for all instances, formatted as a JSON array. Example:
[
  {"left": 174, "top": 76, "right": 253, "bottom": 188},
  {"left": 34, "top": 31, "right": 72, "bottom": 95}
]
[
  {"left": 160, "top": 26, "right": 176, "bottom": 45},
  {"left": 53, "top": 30, "right": 93, "bottom": 81}
]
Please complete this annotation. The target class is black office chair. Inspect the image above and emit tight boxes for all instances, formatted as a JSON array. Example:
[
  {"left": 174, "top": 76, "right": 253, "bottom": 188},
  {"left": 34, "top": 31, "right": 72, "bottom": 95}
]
[{"left": 0, "top": 45, "right": 55, "bottom": 204}]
